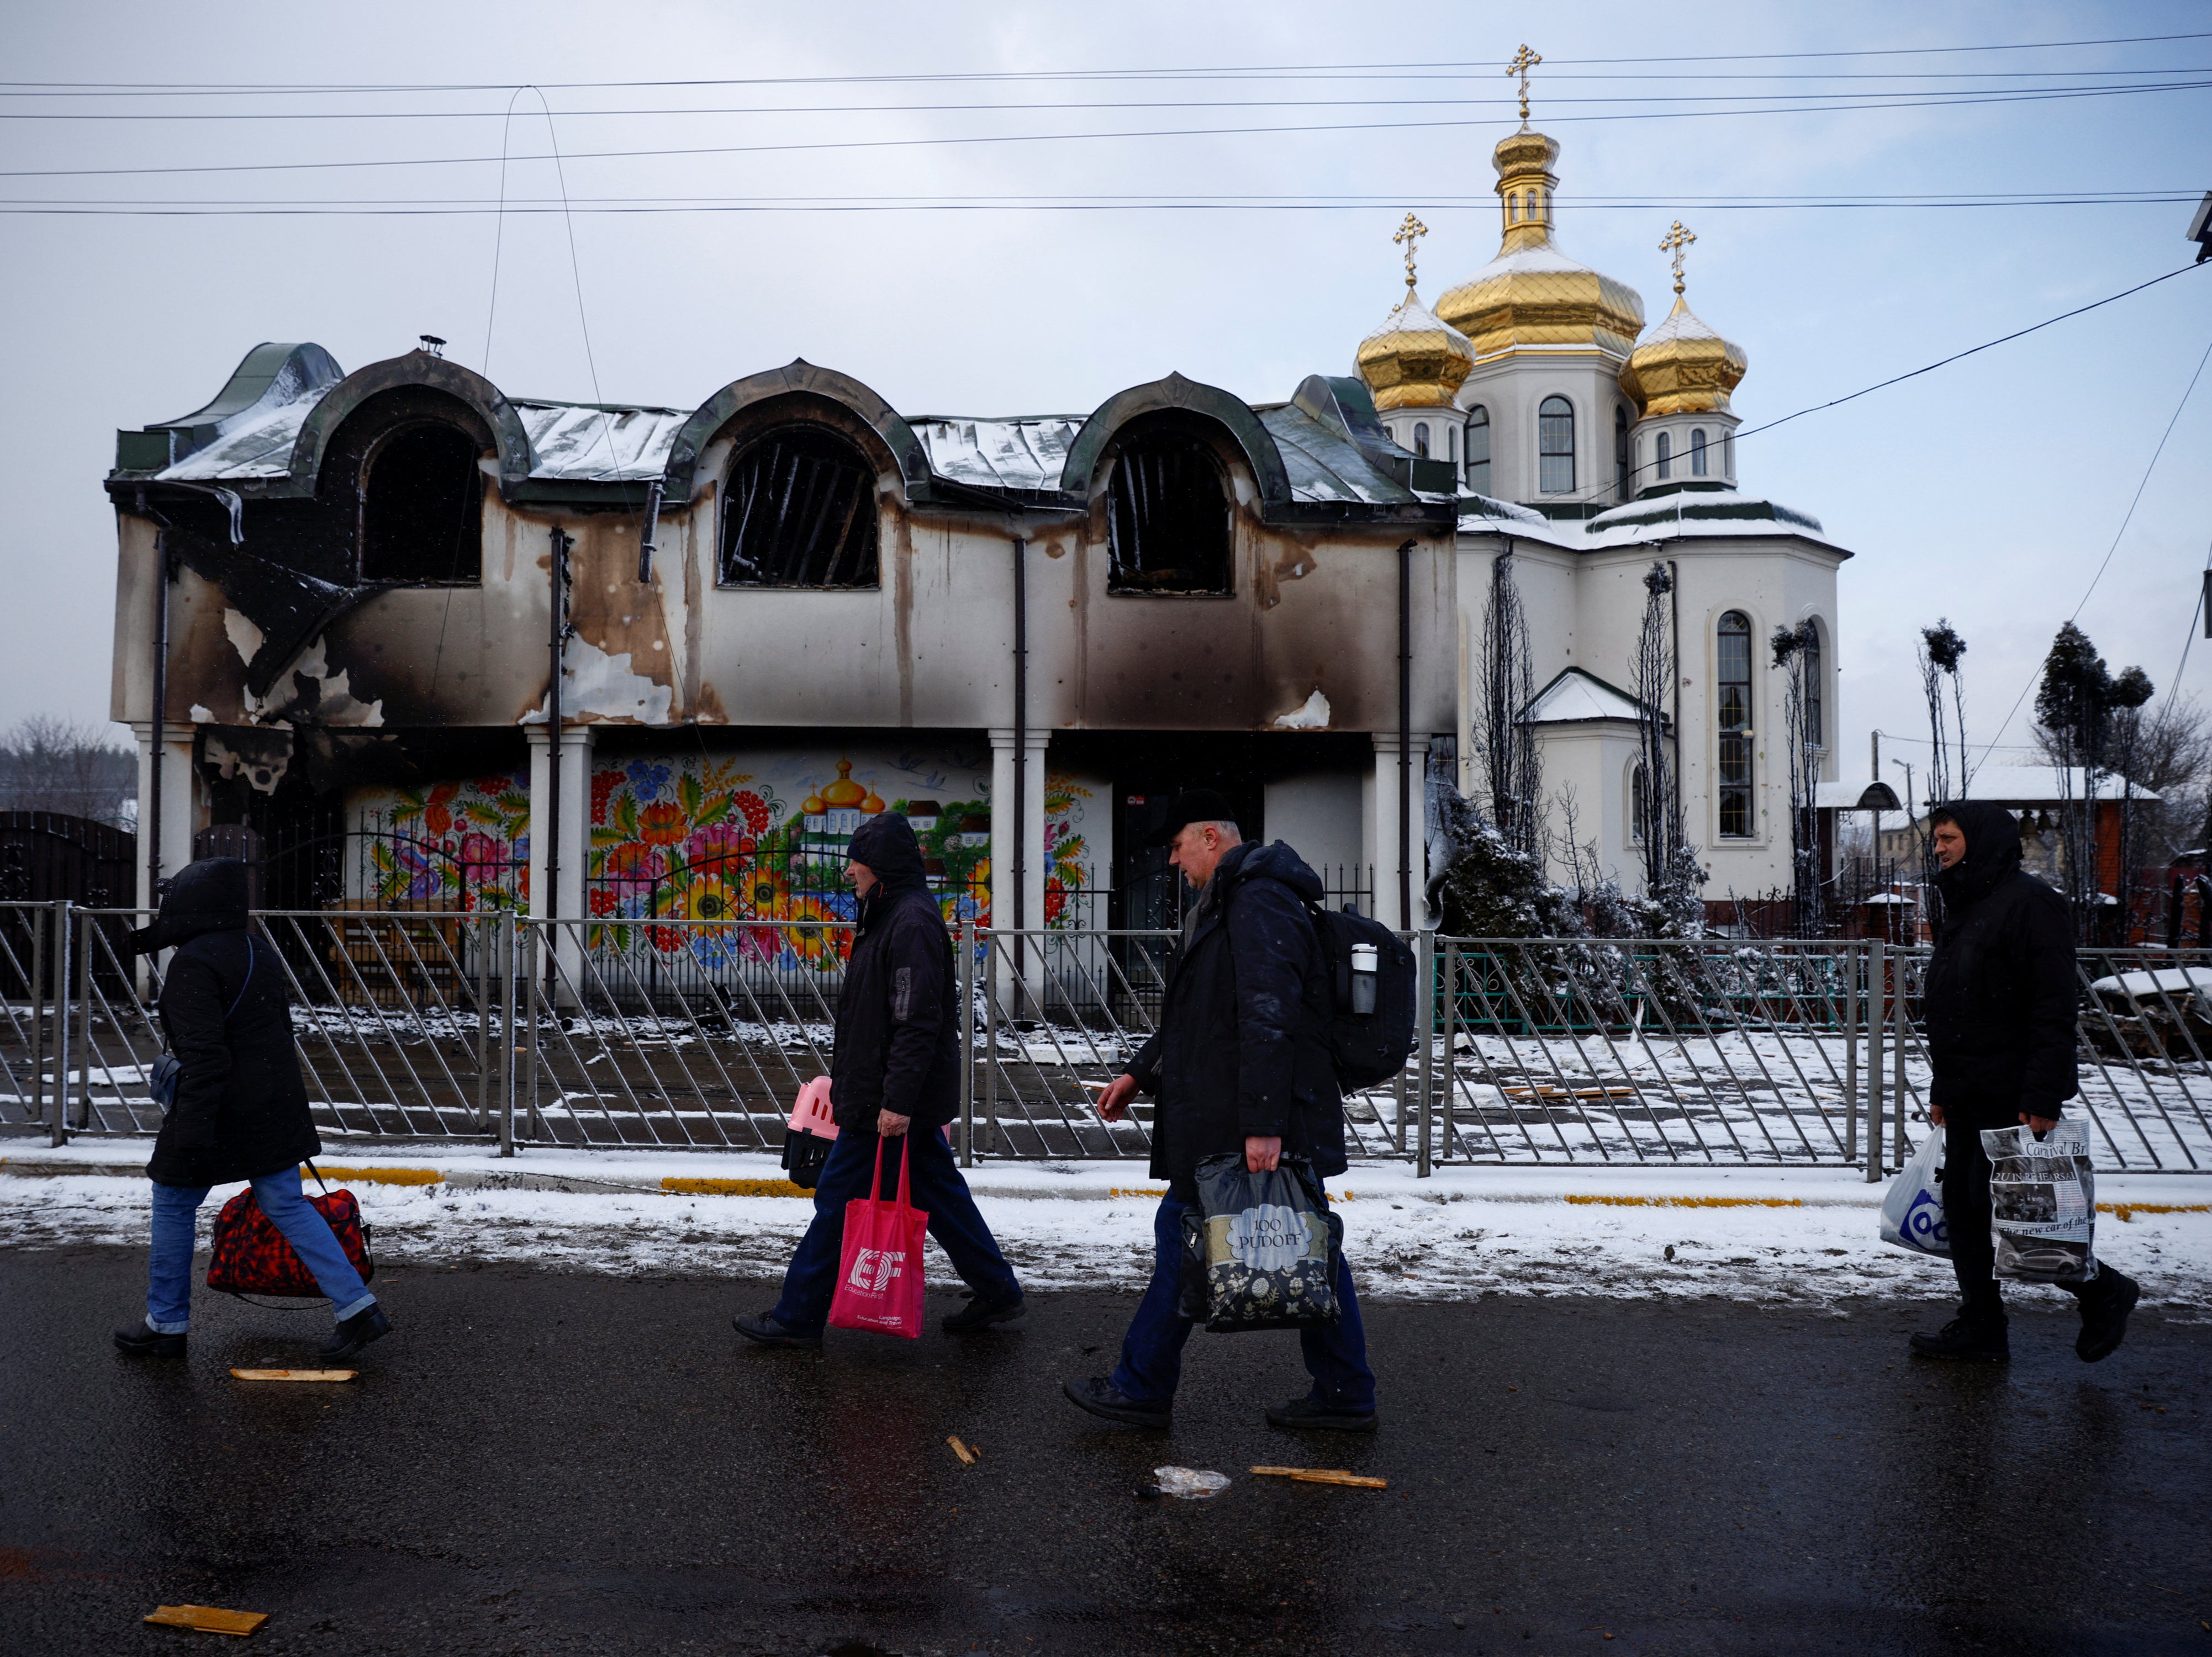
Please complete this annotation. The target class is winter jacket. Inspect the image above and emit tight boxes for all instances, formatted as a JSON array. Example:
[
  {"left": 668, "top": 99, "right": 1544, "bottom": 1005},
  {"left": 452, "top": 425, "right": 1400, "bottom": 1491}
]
[
  {"left": 134, "top": 859, "right": 321, "bottom": 1188},
  {"left": 1127, "top": 839, "right": 1346, "bottom": 1199},
  {"left": 829, "top": 813, "right": 962, "bottom": 1135},
  {"left": 1920, "top": 800, "right": 2080, "bottom": 1125}
]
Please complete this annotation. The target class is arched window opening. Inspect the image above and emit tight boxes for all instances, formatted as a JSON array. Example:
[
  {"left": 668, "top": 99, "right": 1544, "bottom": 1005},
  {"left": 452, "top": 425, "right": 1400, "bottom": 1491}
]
[
  {"left": 1446, "top": 425, "right": 1458, "bottom": 464},
  {"left": 1655, "top": 430, "right": 1672, "bottom": 480},
  {"left": 1106, "top": 433, "right": 1233, "bottom": 595},
  {"left": 1465, "top": 407, "right": 1491, "bottom": 496},
  {"left": 1803, "top": 624, "right": 1824, "bottom": 748},
  {"left": 1717, "top": 610, "right": 1754, "bottom": 838},
  {"left": 1413, "top": 421, "right": 1431, "bottom": 458},
  {"left": 1723, "top": 431, "right": 1734, "bottom": 479},
  {"left": 1538, "top": 396, "right": 1575, "bottom": 494},
  {"left": 720, "top": 426, "right": 880, "bottom": 588},
  {"left": 1691, "top": 427, "right": 1708, "bottom": 477},
  {"left": 1630, "top": 760, "right": 1649, "bottom": 845},
  {"left": 1507, "top": 194, "right": 1519, "bottom": 224},
  {"left": 360, "top": 422, "right": 484, "bottom": 584},
  {"left": 1614, "top": 404, "right": 1631, "bottom": 500}
]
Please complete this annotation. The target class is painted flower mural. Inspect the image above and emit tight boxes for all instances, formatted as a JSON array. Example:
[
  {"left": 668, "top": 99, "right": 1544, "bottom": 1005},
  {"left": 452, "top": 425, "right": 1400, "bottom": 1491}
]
[{"left": 366, "top": 772, "right": 531, "bottom": 909}]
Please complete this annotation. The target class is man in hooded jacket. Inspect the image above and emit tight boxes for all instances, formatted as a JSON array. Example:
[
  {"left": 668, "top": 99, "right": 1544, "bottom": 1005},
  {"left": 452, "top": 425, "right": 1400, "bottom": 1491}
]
[
  {"left": 1065, "top": 791, "right": 1375, "bottom": 1432},
  {"left": 736, "top": 812, "right": 1023, "bottom": 1346},
  {"left": 1912, "top": 800, "right": 2140, "bottom": 1363},
  {"left": 113, "top": 857, "right": 389, "bottom": 1361}
]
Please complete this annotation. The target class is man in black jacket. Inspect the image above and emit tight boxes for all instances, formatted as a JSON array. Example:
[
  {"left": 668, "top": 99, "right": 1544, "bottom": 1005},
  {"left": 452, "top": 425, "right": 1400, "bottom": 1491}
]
[
  {"left": 1911, "top": 800, "right": 2140, "bottom": 1363},
  {"left": 112, "top": 857, "right": 388, "bottom": 1361},
  {"left": 1064, "top": 791, "right": 1375, "bottom": 1432},
  {"left": 736, "top": 813, "right": 1023, "bottom": 1346}
]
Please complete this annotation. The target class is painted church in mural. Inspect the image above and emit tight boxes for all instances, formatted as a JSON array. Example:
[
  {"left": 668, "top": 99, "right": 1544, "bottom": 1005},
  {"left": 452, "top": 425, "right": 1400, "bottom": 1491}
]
[{"left": 105, "top": 54, "right": 1850, "bottom": 944}]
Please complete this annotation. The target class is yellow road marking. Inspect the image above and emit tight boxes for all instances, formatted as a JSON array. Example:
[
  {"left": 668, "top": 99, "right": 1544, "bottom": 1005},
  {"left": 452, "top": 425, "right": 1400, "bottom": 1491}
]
[
  {"left": 661, "top": 1176, "right": 809, "bottom": 1198},
  {"left": 304, "top": 1164, "right": 442, "bottom": 1187}
]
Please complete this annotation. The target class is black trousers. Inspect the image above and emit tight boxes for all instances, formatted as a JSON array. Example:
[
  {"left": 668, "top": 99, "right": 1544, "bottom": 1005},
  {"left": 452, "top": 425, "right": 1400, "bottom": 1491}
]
[{"left": 1942, "top": 1111, "right": 2109, "bottom": 1322}]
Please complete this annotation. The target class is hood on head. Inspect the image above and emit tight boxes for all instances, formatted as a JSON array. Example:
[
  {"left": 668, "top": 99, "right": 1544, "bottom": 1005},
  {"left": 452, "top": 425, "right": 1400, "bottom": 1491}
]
[
  {"left": 1224, "top": 839, "right": 1326, "bottom": 902},
  {"left": 1933, "top": 800, "right": 2024, "bottom": 909},
  {"left": 846, "top": 812, "right": 928, "bottom": 894},
  {"left": 126, "top": 856, "right": 251, "bottom": 955}
]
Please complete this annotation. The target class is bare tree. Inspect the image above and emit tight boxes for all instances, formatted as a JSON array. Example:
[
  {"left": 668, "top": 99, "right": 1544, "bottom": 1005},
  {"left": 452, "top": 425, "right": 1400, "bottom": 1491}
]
[
  {"left": 1473, "top": 547, "right": 1541, "bottom": 857},
  {"left": 0, "top": 716, "right": 137, "bottom": 824},
  {"left": 1771, "top": 621, "right": 1823, "bottom": 935}
]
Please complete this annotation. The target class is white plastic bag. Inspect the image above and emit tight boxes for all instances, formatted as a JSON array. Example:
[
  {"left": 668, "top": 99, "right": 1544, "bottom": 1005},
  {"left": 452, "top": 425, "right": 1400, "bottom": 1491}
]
[
  {"left": 1982, "top": 1121, "right": 2098, "bottom": 1284},
  {"left": 1879, "top": 1126, "right": 1950, "bottom": 1257}
]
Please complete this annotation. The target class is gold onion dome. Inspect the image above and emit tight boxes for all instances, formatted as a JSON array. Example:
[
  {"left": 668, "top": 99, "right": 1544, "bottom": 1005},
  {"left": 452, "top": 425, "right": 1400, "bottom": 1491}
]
[
  {"left": 1354, "top": 287, "right": 1475, "bottom": 410},
  {"left": 1618, "top": 294, "right": 1749, "bottom": 416},
  {"left": 1434, "top": 127, "right": 1644, "bottom": 361}
]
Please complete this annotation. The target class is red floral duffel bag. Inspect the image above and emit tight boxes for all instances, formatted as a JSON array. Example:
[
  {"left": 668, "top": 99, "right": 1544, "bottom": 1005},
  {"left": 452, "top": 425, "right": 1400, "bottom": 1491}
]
[{"left": 205, "top": 1169, "right": 375, "bottom": 1299}]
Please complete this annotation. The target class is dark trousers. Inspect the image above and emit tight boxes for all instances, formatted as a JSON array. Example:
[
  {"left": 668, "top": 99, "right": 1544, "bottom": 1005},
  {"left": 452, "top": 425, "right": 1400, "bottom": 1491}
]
[
  {"left": 768, "top": 1129, "right": 1020, "bottom": 1336},
  {"left": 1109, "top": 1194, "right": 1376, "bottom": 1413},
  {"left": 1943, "top": 1112, "right": 2118, "bottom": 1323}
]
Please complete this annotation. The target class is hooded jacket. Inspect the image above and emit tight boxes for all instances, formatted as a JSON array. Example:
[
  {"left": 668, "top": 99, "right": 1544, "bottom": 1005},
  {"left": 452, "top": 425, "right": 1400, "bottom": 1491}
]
[
  {"left": 1920, "top": 800, "right": 2080, "bottom": 1123},
  {"left": 829, "top": 813, "right": 962, "bottom": 1134},
  {"left": 1127, "top": 839, "right": 1346, "bottom": 1199},
  {"left": 134, "top": 858, "right": 321, "bottom": 1187}
]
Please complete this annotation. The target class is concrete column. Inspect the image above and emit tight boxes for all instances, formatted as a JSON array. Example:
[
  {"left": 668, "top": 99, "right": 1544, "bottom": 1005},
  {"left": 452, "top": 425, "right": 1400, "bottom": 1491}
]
[
  {"left": 987, "top": 727, "right": 1051, "bottom": 1008},
  {"left": 128, "top": 722, "right": 199, "bottom": 913},
  {"left": 1367, "top": 731, "right": 1434, "bottom": 931},
  {"left": 526, "top": 723, "right": 594, "bottom": 999}
]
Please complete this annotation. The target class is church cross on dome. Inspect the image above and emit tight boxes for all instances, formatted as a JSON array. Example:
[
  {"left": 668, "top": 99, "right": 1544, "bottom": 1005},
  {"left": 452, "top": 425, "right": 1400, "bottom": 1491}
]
[
  {"left": 1506, "top": 44, "right": 1542, "bottom": 126},
  {"left": 1660, "top": 219, "right": 1698, "bottom": 295},
  {"left": 1393, "top": 212, "right": 1429, "bottom": 293}
]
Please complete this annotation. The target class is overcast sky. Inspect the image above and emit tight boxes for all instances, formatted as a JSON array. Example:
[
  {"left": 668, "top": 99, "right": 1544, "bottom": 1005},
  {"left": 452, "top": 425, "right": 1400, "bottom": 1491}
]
[{"left": 2, "top": 0, "right": 2207, "bottom": 795}]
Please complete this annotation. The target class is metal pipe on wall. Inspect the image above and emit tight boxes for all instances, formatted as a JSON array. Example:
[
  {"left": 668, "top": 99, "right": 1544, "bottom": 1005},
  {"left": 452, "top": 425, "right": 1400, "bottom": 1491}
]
[
  {"left": 147, "top": 527, "right": 171, "bottom": 905},
  {"left": 547, "top": 526, "right": 572, "bottom": 937},
  {"left": 1012, "top": 534, "right": 1028, "bottom": 935},
  {"left": 1397, "top": 538, "right": 1414, "bottom": 928}
]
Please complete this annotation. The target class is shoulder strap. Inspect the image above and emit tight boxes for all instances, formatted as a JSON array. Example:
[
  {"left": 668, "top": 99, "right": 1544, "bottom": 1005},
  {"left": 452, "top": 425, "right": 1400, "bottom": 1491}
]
[{"left": 224, "top": 935, "right": 257, "bottom": 1022}]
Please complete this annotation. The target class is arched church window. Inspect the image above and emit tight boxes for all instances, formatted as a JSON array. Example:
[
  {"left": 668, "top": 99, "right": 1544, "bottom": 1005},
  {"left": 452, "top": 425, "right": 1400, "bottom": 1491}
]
[
  {"left": 1803, "top": 624, "right": 1824, "bottom": 748},
  {"left": 1614, "top": 405, "right": 1631, "bottom": 500},
  {"left": 1717, "top": 610, "right": 1754, "bottom": 838},
  {"left": 1413, "top": 421, "right": 1431, "bottom": 458},
  {"left": 1691, "top": 427, "right": 1708, "bottom": 477},
  {"left": 1656, "top": 431, "right": 1672, "bottom": 480},
  {"left": 1630, "top": 760, "right": 1649, "bottom": 844},
  {"left": 360, "top": 422, "right": 484, "bottom": 584},
  {"left": 720, "top": 426, "right": 880, "bottom": 587},
  {"left": 1446, "top": 425, "right": 1458, "bottom": 465},
  {"left": 1465, "top": 407, "right": 1491, "bottom": 496},
  {"left": 1105, "top": 432, "right": 1233, "bottom": 595},
  {"left": 1538, "top": 396, "right": 1575, "bottom": 494}
]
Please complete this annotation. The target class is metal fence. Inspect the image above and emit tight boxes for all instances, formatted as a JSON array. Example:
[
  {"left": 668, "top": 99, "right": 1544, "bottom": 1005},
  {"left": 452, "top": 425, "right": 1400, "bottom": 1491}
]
[{"left": 2, "top": 901, "right": 2206, "bottom": 1177}]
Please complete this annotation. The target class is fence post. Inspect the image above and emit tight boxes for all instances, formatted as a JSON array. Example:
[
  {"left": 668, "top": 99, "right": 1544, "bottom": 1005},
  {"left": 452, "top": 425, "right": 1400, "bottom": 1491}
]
[
  {"left": 958, "top": 918, "right": 975, "bottom": 1169},
  {"left": 498, "top": 909, "right": 517, "bottom": 1158},
  {"left": 1438, "top": 940, "right": 1456, "bottom": 1167},
  {"left": 982, "top": 930, "right": 999, "bottom": 1157},
  {"left": 1844, "top": 940, "right": 1859, "bottom": 1164},
  {"left": 1893, "top": 953, "right": 1909, "bottom": 1171},
  {"left": 475, "top": 911, "right": 492, "bottom": 1136},
  {"left": 28, "top": 905, "right": 45, "bottom": 1136},
  {"left": 50, "top": 899, "right": 71, "bottom": 1148},
  {"left": 1416, "top": 928, "right": 1434, "bottom": 1178},
  {"left": 74, "top": 906, "right": 93, "bottom": 1131},
  {"left": 521, "top": 920, "right": 542, "bottom": 1145},
  {"left": 1865, "top": 936, "right": 1884, "bottom": 1182}
]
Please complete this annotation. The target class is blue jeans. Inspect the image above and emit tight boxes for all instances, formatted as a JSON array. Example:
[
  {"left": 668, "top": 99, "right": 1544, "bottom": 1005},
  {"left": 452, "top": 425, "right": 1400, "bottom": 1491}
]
[
  {"left": 1110, "top": 1194, "right": 1376, "bottom": 1414},
  {"left": 146, "top": 1167, "right": 377, "bottom": 1333},
  {"left": 769, "top": 1129, "right": 1021, "bottom": 1336}
]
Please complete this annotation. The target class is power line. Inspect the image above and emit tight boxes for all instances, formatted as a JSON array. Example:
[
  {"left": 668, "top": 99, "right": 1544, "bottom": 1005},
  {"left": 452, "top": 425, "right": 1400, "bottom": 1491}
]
[{"left": 5, "top": 76, "right": 2206, "bottom": 182}]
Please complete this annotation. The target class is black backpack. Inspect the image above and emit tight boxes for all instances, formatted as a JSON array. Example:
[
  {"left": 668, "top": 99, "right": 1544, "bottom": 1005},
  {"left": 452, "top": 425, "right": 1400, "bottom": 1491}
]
[{"left": 1304, "top": 904, "right": 1418, "bottom": 1090}]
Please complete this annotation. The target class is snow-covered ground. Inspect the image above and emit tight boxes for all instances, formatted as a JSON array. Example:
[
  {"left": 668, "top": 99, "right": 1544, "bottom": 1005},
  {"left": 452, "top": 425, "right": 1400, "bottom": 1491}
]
[{"left": 6, "top": 1140, "right": 2206, "bottom": 1316}]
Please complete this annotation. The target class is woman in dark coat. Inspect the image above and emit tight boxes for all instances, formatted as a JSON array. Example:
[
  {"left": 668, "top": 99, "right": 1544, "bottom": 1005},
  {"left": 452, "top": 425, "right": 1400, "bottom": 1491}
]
[{"left": 112, "top": 858, "right": 389, "bottom": 1361}]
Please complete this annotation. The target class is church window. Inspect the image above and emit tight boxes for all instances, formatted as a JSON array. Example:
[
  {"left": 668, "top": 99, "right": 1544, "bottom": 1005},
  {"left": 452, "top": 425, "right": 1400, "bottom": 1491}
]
[
  {"left": 1614, "top": 405, "right": 1631, "bottom": 500},
  {"left": 720, "top": 426, "right": 880, "bottom": 588},
  {"left": 1717, "top": 610, "right": 1754, "bottom": 838},
  {"left": 1630, "top": 760, "right": 1649, "bottom": 844},
  {"left": 1465, "top": 407, "right": 1491, "bottom": 495},
  {"left": 1803, "top": 624, "right": 1824, "bottom": 748},
  {"left": 1691, "top": 427, "right": 1708, "bottom": 477},
  {"left": 1655, "top": 431, "right": 1672, "bottom": 480},
  {"left": 1413, "top": 421, "right": 1430, "bottom": 458},
  {"left": 1446, "top": 425, "right": 1458, "bottom": 464},
  {"left": 1105, "top": 433, "right": 1234, "bottom": 595},
  {"left": 360, "top": 422, "right": 484, "bottom": 584},
  {"left": 1538, "top": 396, "right": 1575, "bottom": 494}
]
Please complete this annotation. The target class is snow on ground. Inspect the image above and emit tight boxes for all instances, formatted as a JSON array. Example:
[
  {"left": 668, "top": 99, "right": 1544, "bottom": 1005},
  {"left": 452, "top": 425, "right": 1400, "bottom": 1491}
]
[{"left": 4, "top": 1141, "right": 2206, "bottom": 1316}]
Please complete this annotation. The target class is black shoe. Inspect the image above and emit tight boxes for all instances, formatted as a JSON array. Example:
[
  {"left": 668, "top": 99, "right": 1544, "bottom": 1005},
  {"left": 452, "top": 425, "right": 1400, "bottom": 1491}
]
[
  {"left": 319, "top": 1304, "right": 391, "bottom": 1362},
  {"left": 733, "top": 1312, "right": 821, "bottom": 1349},
  {"left": 1909, "top": 1316, "right": 2009, "bottom": 1363},
  {"left": 113, "top": 1325, "right": 187, "bottom": 1359},
  {"left": 942, "top": 1291, "right": 1026, "bottom": 1335},
  {"left": 1265, "top": 1394, "right": 1378, "bottom": 1433},
  {"left": 1062, "top": 1376, "right": 1170, "bottom": 1430},
  {"left": 2077, "top": 1269, "right": 2141, "bottom": 1363}
]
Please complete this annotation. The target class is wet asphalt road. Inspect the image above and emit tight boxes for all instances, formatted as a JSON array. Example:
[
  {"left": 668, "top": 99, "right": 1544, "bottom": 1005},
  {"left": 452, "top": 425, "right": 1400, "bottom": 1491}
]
[{"left": 1, "top": 1246, "right": 2205, "bottom": 1657}]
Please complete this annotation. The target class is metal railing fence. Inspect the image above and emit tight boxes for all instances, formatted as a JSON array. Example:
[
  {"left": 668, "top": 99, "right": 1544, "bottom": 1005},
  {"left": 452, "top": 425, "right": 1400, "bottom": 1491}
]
[{"left": 1, "top": 903, "right": 2205, "bottom": 1176}]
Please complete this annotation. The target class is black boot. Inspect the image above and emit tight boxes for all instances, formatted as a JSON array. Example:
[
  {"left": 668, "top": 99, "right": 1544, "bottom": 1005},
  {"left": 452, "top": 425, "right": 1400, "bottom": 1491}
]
[
  {"left": 733, "top": 1312, "right": 821, "bottom": 1349},
  {"left": 2076, "top": 1269, "right": 2140, "bottom": 1363},
  {"left": 1265, "top": 1394, "right": 1378, "bottom": 1433},
  {"left": 942, "top": 1291, "right": 1025, "bottom": 1335},
  {"left": 1909, "top": 1315, "right": 2009, "bottom": 1363},
  {"left": 1062, "top": 1377, "right": 1170, "bottom": 1429},
  {"left": 113, "top": 1324, "right": 187, "bottom": 1359},
  {"left": 319, "top": 1304, "right": 391, "bottom": 1361}
]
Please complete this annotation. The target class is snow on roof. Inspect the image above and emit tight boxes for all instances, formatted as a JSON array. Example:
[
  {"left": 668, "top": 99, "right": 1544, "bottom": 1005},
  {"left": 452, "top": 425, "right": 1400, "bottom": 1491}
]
[
  {"left": 908, "top": 416, "right": 1081, "bottom": 493},
  {"left": 1585, "top": 487, "right": 1834, "bottom": 549},
  {"left": 159, "top": 399, "right": 314, "bottom": 480},
  {"left": 1954, "top": 765, "right": 2162, "bottom": 806},
  {"left": 2088, "top": 966, "right": 2212, "bottom": 1005},
  {"left": 1816, "top": 780, "right": 1903, "bottom": 811},
  {"left": 1461, "top": 243, "right": 1606, "bottom": 280},
  {"left": 1521, "top": 666, "right": 1654, "bottom": 726},
  {"left": 516, "top": 401, "right": 688, "bottom": 483}
]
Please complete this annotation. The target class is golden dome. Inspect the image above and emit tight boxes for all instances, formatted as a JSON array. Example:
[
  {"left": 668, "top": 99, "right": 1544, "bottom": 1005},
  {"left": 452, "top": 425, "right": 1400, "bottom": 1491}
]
[
  {"left": 1354, "top": 287, "right": 1474, "bottom": 410},
  {"left": 1619, "top": 294, "right": 1749, "bottom": 416},
  {"left": 819, "top": 758, "right": 867, "bottom": 809},
  {"left": 1433, "top": 128, "right": 1644, "bottom": 362}
]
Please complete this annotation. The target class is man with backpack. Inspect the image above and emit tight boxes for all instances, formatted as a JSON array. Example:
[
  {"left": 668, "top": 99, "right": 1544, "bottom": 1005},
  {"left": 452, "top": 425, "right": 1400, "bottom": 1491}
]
[{"left": 1065, "top": 791, "right": 1378, "bottom": 1432}]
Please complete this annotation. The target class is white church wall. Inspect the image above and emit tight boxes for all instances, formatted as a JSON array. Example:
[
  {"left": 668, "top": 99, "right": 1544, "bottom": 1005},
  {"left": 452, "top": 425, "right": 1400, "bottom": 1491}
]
[{"left": 1265, "top": 769, "right": 1365, "bottom": 895}]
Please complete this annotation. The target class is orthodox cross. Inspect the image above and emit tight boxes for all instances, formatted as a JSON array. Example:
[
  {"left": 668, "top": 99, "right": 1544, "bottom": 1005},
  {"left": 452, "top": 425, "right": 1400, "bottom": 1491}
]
[
  {"left": 1393, "top": 213, "right": 1429, "bottom": 293},
  {"left": 1660, "top": 219, "right": 1697, "bottom": 295},
  {"left": 1506, "top": 45, "right": 1541, "bottom": 125}
]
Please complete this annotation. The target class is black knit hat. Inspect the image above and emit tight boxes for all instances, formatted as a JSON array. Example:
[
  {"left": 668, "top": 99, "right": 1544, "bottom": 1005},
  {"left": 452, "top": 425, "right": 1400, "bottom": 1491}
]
[{"left": 1145, "top": 788, "right": 1241, "bottom": 847}]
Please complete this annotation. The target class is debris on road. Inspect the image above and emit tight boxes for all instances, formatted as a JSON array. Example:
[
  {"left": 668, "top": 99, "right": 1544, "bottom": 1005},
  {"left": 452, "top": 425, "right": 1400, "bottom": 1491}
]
[
  {"left": 144, "top": 1603, "right": 268, "bottom": 1635},
  {"left": 946, "top": 1434, "right": 979, "bottom": 1465},
  {"left": 229, "top": 1369, "right": 357, "bottom": 1383},
  {"left": 1148, "top": 1467, "right": 1231, "bottom": 1500},
  {"left": 1250, "top": 1466, "right": 1388, "bottom": 1489}
]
